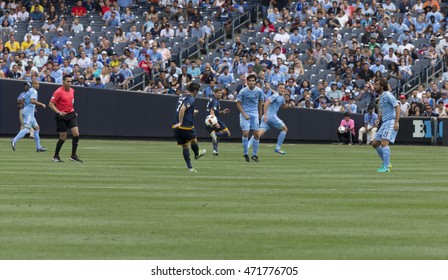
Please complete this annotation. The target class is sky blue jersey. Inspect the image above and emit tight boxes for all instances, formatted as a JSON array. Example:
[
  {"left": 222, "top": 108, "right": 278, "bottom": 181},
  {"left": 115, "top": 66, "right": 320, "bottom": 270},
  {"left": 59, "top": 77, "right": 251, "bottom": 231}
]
[
  {"left": 266, "top": 93, "right": 285, "bottom": 117},
  {"left": 380, "top": 91, "right": 399, "bottom": 122},
  {"left": 22, "top": 88, "right": 38, "bottom": 116},
  {"left": 237, "top": 86, "right": 263, "bottom": 114}
]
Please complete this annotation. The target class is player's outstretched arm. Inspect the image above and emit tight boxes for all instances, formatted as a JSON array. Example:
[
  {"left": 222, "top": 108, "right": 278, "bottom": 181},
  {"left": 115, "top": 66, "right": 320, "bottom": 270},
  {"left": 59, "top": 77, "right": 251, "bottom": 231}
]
[{"left": 31, "top": 98, "right": 46, "bottom": 109}]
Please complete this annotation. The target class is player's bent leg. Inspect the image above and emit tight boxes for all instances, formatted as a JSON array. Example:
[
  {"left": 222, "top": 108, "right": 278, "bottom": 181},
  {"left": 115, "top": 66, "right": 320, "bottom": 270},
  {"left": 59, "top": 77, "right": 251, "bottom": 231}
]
[
  {"left": 191, "top": 138, "right": 206, "bottom": 160},
  {"left": 275, "top": 126, "right": 287, "bottom": 155},
  {"left": 12, "top": 127, "right": 30, "bottom": 151}
]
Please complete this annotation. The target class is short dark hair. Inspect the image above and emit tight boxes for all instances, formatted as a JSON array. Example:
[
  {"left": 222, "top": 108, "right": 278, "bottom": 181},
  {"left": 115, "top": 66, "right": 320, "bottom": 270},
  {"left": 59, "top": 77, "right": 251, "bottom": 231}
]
[
  {"left": 246, "top": 74, "right": 257, "bottom": 81},
  {"left": 63, "top": 75, "right": 72, "bottom": 81},
  {"left": 187, "top": 82, "right": 200, "bottom": 92},
  {"left": 344, "top": 112, "right": 350, "bottom": 117}
]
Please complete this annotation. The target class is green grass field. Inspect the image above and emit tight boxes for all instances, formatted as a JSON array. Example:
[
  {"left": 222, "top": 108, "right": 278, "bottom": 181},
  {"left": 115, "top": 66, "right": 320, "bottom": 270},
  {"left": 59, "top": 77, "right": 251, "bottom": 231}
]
[{"left": 1, "top": 137, "right": 447, "bottom": 260}]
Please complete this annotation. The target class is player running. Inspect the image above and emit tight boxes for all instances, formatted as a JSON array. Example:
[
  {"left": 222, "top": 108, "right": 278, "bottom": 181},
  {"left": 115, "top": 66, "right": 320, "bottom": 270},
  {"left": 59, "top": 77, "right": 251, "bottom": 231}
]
[
  {"left": 206, "top": 88, "right": 231, "bottom": 156},
  {"left": 11, "top": 81, "right": 47, "bottom": 152},
  {"left": 372, "top": 78, "right": 400, "bottom": 173},
  {"left": 172, "top": 82, "right": 206, "bottom": 173},
  {"left": 249, "top": 83, "right": 293, "bottom": 154},
  {"left": 236, "top": 74, "right": 263, "bottom": 162}
]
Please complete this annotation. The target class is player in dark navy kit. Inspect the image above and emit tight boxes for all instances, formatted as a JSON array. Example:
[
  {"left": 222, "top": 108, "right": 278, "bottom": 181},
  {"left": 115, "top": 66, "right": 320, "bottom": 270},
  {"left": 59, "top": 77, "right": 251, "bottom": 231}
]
[
  {"left": 206, "top": 88, "right": 231, "bottom": 156},
  {"left": 172, "top": 82, "right": 206, "bottom": 173}
]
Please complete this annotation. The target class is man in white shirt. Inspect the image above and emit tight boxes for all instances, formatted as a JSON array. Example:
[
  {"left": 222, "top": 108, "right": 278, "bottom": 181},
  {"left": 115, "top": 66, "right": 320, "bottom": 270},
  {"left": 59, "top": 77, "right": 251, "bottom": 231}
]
[
  {"left": 273, "top": 27, "right": 290, "bottom": 45},
  {"left": 382, "top": 0, "right": 397, "bottom": 13},
  {"left": 160, "top": 24, "right": 175, "bottom": 38},
  {"left": 124, "top": 52, "right": 138, "bottom": 70},
  {"left": 32, "top": 49, "right": 48, "bottom": 68},
  {"left": 269, "top": 47, "right": 286, "bottom": 66},
  {"left": 77, "top": 51, "right": 91, "bottom": 68}
]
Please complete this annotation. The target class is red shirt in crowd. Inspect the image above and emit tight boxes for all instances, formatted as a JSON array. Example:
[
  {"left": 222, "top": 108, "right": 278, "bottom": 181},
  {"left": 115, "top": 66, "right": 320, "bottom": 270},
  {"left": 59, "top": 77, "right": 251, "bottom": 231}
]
[{"left": 72, "top": 6, "right": 87, "bottom": 17}]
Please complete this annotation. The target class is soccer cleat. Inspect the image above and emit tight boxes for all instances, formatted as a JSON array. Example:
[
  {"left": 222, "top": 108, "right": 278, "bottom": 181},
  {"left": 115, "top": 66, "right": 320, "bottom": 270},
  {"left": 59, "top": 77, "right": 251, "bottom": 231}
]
[
  {"left": 213, "top": 150, "right": 219, "bottom": 156},
  {"left": 188, "top": 168, "right": 197, "bottom": 173},
  {"left": 70, "top": 155, "right": 83, "bottom": 163},
  {"left": 388, "top": 163, "right": 393, "bottom": 169},
  {"left": 274, "top": 149, "right": 286, "bottom": 155},
  {"left": 194, "top": 149, "right": 206, "bottom": 160},
  {"left": 36, "top": 147, "right": 47, "bottom": 152},
  {"left": 243, "top": 154, "right": 250, "bottom": 162},
  {"left": 10, "top": 139, "right": 16, "bottom": 151},
  {"left": 210, "top": 131, "right": 217, "bottom": 143},
  {"left": 251, "top": 155, "right": 259, "bottom": 162},
  {"left": 377, "top": 166, "right": 390, "bottom": 173},
  {"left": 52, "top": 155, "right": 64, "bottom": 163}
]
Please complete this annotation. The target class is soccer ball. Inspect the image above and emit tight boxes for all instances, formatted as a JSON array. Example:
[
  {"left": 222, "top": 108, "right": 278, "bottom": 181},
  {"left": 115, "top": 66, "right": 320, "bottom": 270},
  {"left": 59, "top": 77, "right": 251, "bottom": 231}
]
[
  {"left": 205, "top": 115, "right": 218, "bottom": 127},
  {"left": 338, "top": 126, "right": 346, "bottom": 134}
]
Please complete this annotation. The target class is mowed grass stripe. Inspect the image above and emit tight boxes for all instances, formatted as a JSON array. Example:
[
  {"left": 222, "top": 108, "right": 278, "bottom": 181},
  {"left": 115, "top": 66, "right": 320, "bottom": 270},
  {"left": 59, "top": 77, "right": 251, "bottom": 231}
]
[{"left": 0, "top": 138, "right": 447, "bottom": 259}]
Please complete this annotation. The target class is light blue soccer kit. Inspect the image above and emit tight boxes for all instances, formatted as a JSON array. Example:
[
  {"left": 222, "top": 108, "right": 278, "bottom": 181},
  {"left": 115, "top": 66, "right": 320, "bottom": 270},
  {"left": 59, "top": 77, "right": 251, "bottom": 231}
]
[
  {"left": 375, "top": 91, "right": 399, "bottom": 170},
  {"left": 237, "top": 86, "right": 263, "bottom": 157},
  {"left": 260, "top": 93, "right": 287, "bottom": 153},
  {"left": 12, "top": 87, "right": 44, "bottom": 150}
]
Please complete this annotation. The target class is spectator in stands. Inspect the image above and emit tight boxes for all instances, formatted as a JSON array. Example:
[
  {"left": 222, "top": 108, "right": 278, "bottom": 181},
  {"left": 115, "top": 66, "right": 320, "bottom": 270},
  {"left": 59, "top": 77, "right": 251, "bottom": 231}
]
[
  {"left": 370, "top": 58, "right": 386, "bottom": 74},
  {"left": 7, "top": 64, "right": 22, "bottom": 79},
  {"left": 326, "top": 82, "right": 342, "bottom": 100},
  {"left": 345, "top": 96, "right": 357, "bottom": 113},
  {"left": 77, "top": 51, "right": 91, "bottom": 68},
  {"left": 423, "top": 104, "right": 438, "bottom": 116},
  {"left": 175, "top": 22, "right": 188, "bottom": 38},
  {"left": 61, "top": 59, "right": 73, "bottom": 76},
  {"left": 200, "top": 66, "right": 216, "bottom": 85},
  {"left": 49, "top": 48, "right": 63, "bottom": 65},
  {"left": 72, "top": 0, "right": 87, "bottom": 17},
  {"left": 434, "top": 100, "right": 448, "bottom": 117},
  {"left": 21, "top": 34, "right": 33, "bottom": 51},
  {"left": 261, "top": 18, "right": 275, "bottom": 33},
  {"left": 99, "top": 66, "right": 111, "bottom": 83},
  {"left": 268, "top": 65, "right": 285, "bottom": 87},
  {"left": 330, "top": 98, "right": 344, "bottom": 112},
  {"left": 105, "top": 11, "right": 121, "bottom": 27},
  {"left": 273, "top": 27, "right": 290, "bottom": 45},
  {"left": 16, "top": 5, "right": 29, "bottom": 22},
  {"left": 5, "top": 34, "right": 20, "bottom": 52},
  {"left": 113, "top": 28, "right": 127, "bottom": 44},
  {"left": 109, "top": 66, "right": 125, "bottom": 89},
  {"left": 90, "top": 77, "right": 106, "bottom": 89},
  {"left": 124, "top": 52, "right": 138, "bottom": 70},
  {"left": 398, "top": 59, "right": 412, "bottom": 86},
  {"left": 160, "top": 23, "right": 174, "bottom": 38},
  {"left": 126, "top": 25, "right": 143, "bottom": 43},
  {"left": 62, "top": 41, "right": 76, "bottom": 59},
  {"left": 218, "top": 66, "right": 234, "bottom": 84},
  {"left": 408, "top": 89, "right": 422, "bottom": 104},
  {"left": 51, "top": 29, "right": 69, "bottom": 51}
]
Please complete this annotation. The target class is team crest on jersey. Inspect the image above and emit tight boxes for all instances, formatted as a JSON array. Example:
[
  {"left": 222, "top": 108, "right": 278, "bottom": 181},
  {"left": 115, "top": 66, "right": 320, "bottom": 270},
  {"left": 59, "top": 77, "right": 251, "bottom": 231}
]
[{"left": 186, "top": 103, "right": 191, "bottom": 108}]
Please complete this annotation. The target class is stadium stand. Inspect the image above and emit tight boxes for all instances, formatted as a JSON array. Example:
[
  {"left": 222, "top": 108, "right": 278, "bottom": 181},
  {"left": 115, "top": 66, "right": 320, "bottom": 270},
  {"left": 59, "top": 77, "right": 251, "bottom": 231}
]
[{"left": 0, "top": 0, "right": 447, "bottom": 115}]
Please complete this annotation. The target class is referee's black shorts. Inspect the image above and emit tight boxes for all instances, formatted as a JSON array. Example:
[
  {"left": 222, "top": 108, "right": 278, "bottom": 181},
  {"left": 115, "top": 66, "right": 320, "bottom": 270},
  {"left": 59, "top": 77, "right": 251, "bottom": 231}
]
[
  {"left": 173, "top": 128, "right": 197, "bottom": 145},
  {"left": 56, "top": 112, "right": 78, "bottom": 132}
]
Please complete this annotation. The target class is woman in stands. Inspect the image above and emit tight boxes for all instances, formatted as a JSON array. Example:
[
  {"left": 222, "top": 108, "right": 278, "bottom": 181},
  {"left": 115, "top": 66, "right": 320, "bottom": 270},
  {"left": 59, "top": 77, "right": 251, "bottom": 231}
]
[
  {"left": 330, "top": 99, "right": 345, "bottom": 112},
  {"left": 146, "top": 5, "right": 158, "bottom": 22},
  {"left": 261, "top": 18, "right": 275, "bottom": 33},
  {"left": 113, "top": 28, "right": 126, "bottom": 44},
  {"left": 299, "top": 80, "right": 311, "bottom": 95},
  {"left": 99, "top": 65, "right": 110, "bottom": 83},
  {"left": 84, "top": 66, "right": 95, "bottom": 84},
  {"left": 435, "top": 100, "right": 448, "bottom": 117},
  {"left": 293, "top": 59, "right": 305, "bottom": 75},
  {"left": 387, "top": 63, "right": 402, "bottom": 84}
]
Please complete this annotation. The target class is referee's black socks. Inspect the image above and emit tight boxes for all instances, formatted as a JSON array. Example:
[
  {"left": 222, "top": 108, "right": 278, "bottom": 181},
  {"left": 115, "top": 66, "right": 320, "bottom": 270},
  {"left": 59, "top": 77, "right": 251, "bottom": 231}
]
[
  {"left": 55, "top": 139, "right": 65, "bottom": 156},
  {"left": 72, "top": 136, "right": 79, "bottom": 156}
]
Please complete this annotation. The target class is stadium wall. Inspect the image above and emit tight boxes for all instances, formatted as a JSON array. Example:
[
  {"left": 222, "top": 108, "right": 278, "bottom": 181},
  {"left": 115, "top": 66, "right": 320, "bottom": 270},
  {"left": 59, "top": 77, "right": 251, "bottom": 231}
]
[{"left": 0, "top": 79, "right": 388, "bottom": 143}]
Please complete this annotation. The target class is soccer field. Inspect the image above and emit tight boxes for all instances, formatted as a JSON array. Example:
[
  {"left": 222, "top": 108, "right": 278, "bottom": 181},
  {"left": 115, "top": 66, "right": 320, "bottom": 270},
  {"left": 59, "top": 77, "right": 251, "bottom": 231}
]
[{"left": 1, "top": 138, "right": 447, "bottom": 260}]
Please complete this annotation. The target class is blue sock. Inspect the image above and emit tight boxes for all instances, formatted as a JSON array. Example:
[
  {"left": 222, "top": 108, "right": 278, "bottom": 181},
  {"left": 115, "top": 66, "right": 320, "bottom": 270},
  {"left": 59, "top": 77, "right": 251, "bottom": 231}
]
[
  {"left": 182, "top": 148, "right": 192, "bottom": 169},
  {"left": 33, "top": 130, "right": 41, "bottom": 149},
  {"left": 252, "top": 139, "right": 259, "bottom": 156},
  {"left": 382, "top": 146, "right": 390, "bottom": 168},
  {"left": 242, "top": 137, "right": 248, "bottom": 155},
  {"left": 276, "top": 131, "right": 287, "bottom": 151},
  {"left": 375, "top": 146, "right": 384, "bottom": 164},
  {"left": 13, "top": 128, "right": 30, "bottom": 143}
]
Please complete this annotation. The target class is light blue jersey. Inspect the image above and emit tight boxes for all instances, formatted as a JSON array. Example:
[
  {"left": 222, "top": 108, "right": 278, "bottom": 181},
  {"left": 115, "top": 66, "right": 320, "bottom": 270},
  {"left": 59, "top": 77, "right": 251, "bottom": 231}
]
[
  {"left": 375, "top": 91, "right": 399, "bottom": 143},
  {"left": 237, "top": 86, "right": 263, "bottom": 130},
  {"left": 22, "top": 88, "right": 38, "bottom": 129},
  {"left": 237, "top": 86, "right": 263, "bottom": 114},
  {"left": 22, "top": 88, "right": 38, "bottom": 116},
  {"left": 380, "top": 91, "right": 398, "bottom": 122},
  {"left": 266, "top": 93, "right": 285, "bottom": 117},
  {"left": 261, "top": 93, "right": 286, "bottom": 131}
]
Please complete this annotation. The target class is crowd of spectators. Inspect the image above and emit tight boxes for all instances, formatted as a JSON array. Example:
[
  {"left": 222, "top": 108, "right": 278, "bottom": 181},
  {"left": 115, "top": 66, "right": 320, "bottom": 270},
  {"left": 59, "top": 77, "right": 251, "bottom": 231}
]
[{"left": 0, "top": 0, "right": 447, "bottom": 117}]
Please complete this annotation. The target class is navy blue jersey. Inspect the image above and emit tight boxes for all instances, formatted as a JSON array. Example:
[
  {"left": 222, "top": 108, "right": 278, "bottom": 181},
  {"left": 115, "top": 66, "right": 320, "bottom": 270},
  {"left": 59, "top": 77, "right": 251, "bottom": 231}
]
[
  {"left": 206, "top": 97, "right": 220, "bottom": 118},
  {"left": 172, "top": 94, "right": 195, "bottom": 129}
]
